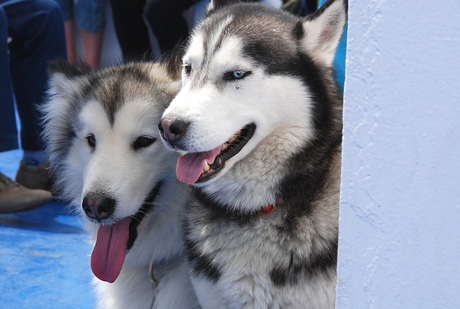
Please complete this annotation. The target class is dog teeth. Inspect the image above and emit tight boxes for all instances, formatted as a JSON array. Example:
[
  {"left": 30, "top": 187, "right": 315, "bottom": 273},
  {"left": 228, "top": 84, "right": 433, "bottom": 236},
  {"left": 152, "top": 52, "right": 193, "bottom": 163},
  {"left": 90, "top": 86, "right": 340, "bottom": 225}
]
[
  {"left": 203, "top": 161, "right": 210, "bottom": 173},
  {"left": 221, "top": 143, "right": 228, "bottom": 151},
  {"left": 228, "top": 134, "right": 238, "bottom": 144},
  {"left": 227, "top": 129, "right": 242, "bottom": 144}
]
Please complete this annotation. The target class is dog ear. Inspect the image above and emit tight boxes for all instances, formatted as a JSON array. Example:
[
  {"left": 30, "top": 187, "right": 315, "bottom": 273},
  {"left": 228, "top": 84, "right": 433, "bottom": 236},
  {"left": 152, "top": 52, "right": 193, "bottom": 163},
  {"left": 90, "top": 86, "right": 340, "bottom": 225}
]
[
  {"left": 301, "top": 0, "right": 347, "bottom": 67},
  {"left": 207, "top": 0, "right": 241, "bottom": 13},
  {"left": 48, "top": 60, "right": 94, "bottom": 97}
]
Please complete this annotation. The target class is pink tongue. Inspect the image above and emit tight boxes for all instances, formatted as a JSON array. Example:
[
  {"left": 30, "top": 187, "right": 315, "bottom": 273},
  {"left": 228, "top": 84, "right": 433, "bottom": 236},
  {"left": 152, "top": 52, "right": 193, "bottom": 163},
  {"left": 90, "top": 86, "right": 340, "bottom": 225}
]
[
  {"left": 91, "top": 217, "right": 130, "bottom": 283},
  {"left": 176, "top": 145, "right": 223, "bottom": 184}
]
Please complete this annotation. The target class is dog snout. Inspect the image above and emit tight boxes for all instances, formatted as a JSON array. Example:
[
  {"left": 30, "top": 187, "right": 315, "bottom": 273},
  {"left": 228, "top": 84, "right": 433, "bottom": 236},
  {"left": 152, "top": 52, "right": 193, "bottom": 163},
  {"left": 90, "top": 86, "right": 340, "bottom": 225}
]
[
  {"left": 158, "top": 118, "right": 189, "bottom": 144},
  {"left": 82, "top": 194, "right": 115, "bottom": 222}
]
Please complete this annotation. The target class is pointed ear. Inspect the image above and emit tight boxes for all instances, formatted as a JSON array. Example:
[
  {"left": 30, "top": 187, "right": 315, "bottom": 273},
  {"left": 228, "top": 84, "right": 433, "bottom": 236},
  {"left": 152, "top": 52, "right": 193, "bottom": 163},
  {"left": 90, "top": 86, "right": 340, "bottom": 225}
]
[
  {"left": 48, "top": 60, "right": 94, "bottom": 97},
  {"left": 301, "top": 0, "right": 348, "bottom": 67},
  {"left": 207, "top": 0, "right": 241, "bottom": 13}
]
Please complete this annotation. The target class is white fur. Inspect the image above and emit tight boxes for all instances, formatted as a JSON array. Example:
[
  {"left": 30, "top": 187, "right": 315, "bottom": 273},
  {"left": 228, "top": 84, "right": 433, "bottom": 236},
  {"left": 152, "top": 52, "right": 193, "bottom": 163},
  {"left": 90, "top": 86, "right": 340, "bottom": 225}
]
[{"left": 43, "top": 63, "right": 200, "bottom": 308}]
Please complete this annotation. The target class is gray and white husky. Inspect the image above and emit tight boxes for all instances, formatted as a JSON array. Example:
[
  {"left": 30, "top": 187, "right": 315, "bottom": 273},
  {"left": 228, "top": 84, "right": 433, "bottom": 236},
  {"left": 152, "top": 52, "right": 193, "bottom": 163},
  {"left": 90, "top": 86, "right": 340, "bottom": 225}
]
[
  {"left": 158, "top": 0, "right": 347, "bottom": 307},
  {"left": 42, "top": 61, "right": 200, "bottom": 308}
]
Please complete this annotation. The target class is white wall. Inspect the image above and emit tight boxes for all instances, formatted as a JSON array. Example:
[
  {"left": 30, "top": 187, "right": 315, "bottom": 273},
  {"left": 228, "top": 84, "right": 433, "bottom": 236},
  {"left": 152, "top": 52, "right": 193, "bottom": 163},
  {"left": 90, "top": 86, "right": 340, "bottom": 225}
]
[{"left": 337, "top": 1, "right": 460, "bottom": 308}]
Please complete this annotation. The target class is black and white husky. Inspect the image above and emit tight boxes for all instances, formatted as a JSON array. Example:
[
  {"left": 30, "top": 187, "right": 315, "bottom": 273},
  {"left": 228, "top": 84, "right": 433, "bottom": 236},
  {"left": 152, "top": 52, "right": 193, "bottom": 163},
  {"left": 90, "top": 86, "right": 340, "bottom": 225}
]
[
  {"left": 42, "top": 61, "right": 200, "bottom": 308},
  {"left": 158, "top": 0, "right": 347, "bottom": 307}
]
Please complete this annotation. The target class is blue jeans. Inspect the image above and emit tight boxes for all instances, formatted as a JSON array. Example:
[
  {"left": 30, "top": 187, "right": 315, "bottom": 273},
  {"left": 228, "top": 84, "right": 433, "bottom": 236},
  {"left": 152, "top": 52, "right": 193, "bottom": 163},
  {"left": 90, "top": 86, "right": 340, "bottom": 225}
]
[
  {"left": 54, "top": 0, "right": 105, "bottom": 32},
  {"left": 0, "top": 0, "right": 67, "bottom": 152}
]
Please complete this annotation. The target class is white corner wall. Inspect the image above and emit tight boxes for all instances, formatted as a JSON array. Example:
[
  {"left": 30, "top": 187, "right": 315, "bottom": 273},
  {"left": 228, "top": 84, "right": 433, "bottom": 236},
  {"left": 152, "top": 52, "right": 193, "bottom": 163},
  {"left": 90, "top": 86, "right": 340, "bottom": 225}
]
[{"left": 337, "top": 1, "right": 460, "bottom": 308}]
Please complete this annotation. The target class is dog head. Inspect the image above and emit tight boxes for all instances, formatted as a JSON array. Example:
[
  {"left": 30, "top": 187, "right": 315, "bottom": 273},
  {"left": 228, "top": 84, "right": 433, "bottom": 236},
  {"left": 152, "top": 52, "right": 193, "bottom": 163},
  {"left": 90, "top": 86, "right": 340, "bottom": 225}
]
[
  {"left": 159, "top": 0, "right": 347, "bottom": 188},
  {"left": 43, "top": 60, "right": 181, "bottom": 283}
]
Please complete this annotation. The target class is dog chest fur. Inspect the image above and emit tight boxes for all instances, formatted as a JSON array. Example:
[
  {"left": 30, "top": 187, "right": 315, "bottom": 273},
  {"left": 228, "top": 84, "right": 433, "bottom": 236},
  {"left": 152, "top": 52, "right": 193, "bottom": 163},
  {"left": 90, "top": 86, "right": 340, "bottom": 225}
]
[{"left": 184, "top": 151, "right": 341, "bottom": 308}]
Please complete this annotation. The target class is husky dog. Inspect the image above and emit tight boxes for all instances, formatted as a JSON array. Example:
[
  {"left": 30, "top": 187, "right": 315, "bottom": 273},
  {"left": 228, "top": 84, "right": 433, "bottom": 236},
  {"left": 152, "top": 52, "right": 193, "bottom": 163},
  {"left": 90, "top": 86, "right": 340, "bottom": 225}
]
[
  {"left": 42, "top": 61, "right": 200, "bottom": 309},
  {"left": 158, "top": 0, "right": 347, "bottom": 307}
]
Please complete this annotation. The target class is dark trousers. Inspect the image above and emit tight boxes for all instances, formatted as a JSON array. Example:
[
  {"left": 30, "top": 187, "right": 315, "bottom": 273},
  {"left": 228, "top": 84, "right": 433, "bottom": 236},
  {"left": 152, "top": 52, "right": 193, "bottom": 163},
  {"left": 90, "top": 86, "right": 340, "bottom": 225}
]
[
  {"left": 0, "top": 0, "right": 67, "bottom": 152},
  {"left": 109, "top": 0, "right": 196, "bottom": 61}
]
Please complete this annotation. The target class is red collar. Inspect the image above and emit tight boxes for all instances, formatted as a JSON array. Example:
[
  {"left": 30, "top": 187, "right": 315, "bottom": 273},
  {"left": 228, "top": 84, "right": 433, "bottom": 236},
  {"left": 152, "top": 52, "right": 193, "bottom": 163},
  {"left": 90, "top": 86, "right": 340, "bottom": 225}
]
[{"left": 258, "top": 201, "right": 283, "bottom": 215}]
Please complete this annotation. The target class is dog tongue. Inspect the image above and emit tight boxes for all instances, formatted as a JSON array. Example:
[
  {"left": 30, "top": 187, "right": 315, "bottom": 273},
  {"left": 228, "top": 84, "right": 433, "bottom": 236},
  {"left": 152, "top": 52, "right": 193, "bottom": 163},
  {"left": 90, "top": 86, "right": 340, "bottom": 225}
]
[
  {"left": 176, "top": 145, "right": 222, "bottom": 184},
  {"left": 91, "top": 217, "right": 130, "bottom": 283}
]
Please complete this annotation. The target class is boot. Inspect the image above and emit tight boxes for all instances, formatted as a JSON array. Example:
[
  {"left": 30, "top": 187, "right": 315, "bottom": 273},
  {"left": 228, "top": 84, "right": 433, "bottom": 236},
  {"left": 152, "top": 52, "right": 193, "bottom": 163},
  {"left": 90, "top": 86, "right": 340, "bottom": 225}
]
[
  {"left": 15, "top": 160, "right": 55, "bottom": 193},
  {"left": 0, "top": 172, "right": 51, "bottom": 214}
]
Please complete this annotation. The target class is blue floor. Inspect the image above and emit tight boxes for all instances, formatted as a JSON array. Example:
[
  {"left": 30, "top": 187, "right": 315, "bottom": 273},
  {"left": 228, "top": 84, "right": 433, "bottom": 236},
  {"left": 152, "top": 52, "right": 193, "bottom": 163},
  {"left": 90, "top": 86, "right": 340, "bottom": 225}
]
[{"left": 0, "top": 149, "right": 96, "bottom": 308}]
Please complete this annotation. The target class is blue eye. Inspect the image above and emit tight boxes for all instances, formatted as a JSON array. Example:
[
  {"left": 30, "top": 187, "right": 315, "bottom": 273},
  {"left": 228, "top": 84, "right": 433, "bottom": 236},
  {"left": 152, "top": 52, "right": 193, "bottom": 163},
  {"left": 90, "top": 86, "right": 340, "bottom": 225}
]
[
  {"left": 224, "top": 70, "right": 251, "bottom": 81},
  {"left": 233, "top": 71, "right": 245, "bottom": 78}
]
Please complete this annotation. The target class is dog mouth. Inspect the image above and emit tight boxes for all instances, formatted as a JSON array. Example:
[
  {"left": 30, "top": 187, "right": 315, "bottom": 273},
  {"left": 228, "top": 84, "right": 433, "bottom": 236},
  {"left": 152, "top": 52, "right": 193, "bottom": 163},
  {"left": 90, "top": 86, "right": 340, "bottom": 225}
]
[
  {"left": 91, "top": 182, "right": 162, "bottom": 283},
  {"left": 127, "top": 182, "right": 162, "bottom": 250},
  {"left": 176, "top": 123, "right": 256, "bottom": 184}
]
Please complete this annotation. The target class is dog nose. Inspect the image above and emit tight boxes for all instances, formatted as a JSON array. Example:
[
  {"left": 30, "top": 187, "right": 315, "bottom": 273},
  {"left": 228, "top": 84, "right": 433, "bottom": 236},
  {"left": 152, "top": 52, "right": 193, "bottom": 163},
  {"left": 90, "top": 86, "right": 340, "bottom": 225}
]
[
  {"left": 82, "top": 195, "right": 115, "bottom": 222},
  {"left": 158, "top": 118, "right": 189, "bottom": 143}
]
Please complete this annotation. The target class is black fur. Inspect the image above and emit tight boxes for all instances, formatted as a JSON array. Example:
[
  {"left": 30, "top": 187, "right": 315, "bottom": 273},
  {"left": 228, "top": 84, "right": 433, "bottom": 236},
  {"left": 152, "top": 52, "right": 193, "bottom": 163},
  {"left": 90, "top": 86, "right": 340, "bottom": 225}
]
[
  {"left": 270, "top": 238, "right": 338, "bottom": 287},
  {"left": 183, "top": 214, "right": 222, "bottom": 282},
  {"left": 184, "top": 236, "right": 222, "bottom": 282},
  {"left": 183, "top": 188, "right": 255, "bottom": 282},
  {"left": 292, "top": 20, "right": 305, "bottom": 41},
  {"left": 192, "top": 187, "right": 258, "bottom": 224},
  {"left": 79, "top": 67, "right": 153, "bottom": 125},
  {"left": 127, "top": 181, "right": 162, "bottom": 251},
  {"left": 48, "top": 59, "right": 94, "bottom": 77},
  {"left": 162, "top": 43, "right": 186, "bottom": 81}
]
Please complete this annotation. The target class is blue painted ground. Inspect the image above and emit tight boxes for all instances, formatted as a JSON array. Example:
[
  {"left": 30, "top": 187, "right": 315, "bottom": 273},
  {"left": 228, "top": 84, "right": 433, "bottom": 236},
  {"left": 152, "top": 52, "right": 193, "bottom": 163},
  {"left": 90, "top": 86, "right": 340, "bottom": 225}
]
[{"left": 0, "top": 149, "right": 96, "bottom": 309}]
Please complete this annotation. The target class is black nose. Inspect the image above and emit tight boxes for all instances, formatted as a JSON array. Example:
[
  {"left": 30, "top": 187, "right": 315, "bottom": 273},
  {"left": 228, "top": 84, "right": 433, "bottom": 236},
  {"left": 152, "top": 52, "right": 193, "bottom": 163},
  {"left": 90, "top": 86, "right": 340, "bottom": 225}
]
[
  {"left": 158, "top": 118, "right": 189, "bottom": 143},
  {"left": 82, "top": 195, "right": 115, "bottom": 222}
]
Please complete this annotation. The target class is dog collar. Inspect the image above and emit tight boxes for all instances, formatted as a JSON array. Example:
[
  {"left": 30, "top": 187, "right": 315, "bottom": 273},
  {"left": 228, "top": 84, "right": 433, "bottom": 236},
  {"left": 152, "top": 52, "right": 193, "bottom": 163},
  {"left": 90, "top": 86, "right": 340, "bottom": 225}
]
[{"left": 257, "top": 201, "right": 283, "bottom": 215}]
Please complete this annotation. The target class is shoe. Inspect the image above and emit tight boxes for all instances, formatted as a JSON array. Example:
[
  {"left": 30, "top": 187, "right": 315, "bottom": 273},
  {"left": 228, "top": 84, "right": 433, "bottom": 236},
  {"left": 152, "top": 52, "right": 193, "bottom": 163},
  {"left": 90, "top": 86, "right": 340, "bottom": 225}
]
[
  {"left": 15, "top": 160, "right": 56, "bottom": 194},
  {"left": 0, "top": 172, "right": 52, "bottom": 214}
]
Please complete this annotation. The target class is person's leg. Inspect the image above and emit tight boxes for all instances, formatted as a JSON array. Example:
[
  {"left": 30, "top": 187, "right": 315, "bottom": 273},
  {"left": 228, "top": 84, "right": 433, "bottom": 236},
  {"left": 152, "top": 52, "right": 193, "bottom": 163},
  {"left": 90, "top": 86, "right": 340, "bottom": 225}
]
[
  {"left": 144, "top": 0, "right": 195, "bottom": 54},
  {"left": 64, "top": 19, "right": 77, "bottom": 63},
  {"left": 109, "top": 0, "right": 152, "bottom": 61},
  {"left": 54, "top": 0, "right": 77, "bottom": 63},
  {"left": 5, "top": 0, "right": 67, "bottom": 157},
  {"left": 79, "top": 28, "right": 103, "bottom": 68},
  {"left": 0, "top": 5, "right": 19, "bottom": 153},
  {"left": 0, "top": 1, "right": 54, "bottom": 211},
  {"left": 75, "top": 0, "right": 104, "bottom": 68},
  {"left": 5, "top": 0, "right": 66, "bottom": 191}
]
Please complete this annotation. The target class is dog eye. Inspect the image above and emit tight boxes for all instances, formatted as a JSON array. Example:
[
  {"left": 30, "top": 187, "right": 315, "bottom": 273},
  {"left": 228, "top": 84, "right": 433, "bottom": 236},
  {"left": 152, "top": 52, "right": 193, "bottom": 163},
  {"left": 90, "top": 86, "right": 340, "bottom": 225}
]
[
  {"left": 183, "top": 63, "right": 191, "bottom": 74},
  {"left": 224, "top": 70, "right": 251, "bottom": 81},
  {"left": 86, "top": 134, "right": 96, "bottom": 148},
  {"left": 133, "top": 136, "right": 156, "bottom": 150}
]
